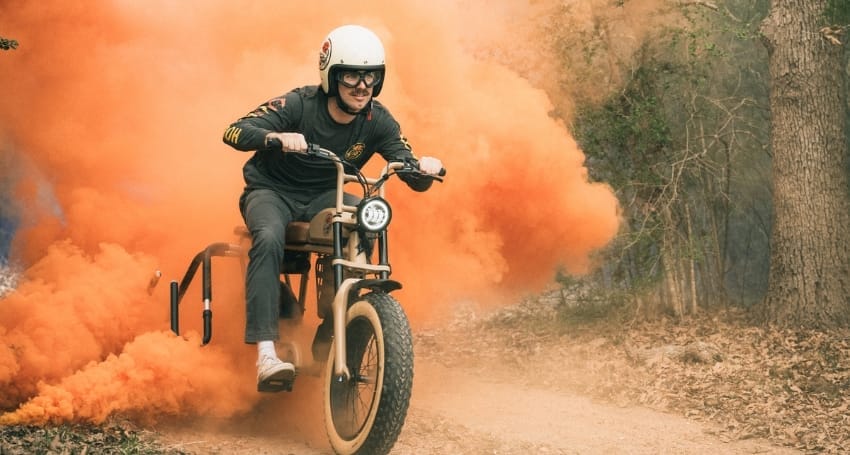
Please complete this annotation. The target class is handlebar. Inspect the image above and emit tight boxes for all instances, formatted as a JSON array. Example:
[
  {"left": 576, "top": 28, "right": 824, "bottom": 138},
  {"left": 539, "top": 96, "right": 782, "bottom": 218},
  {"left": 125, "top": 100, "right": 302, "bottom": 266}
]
[{"left": 265, "top": 138, "right": 446, "bottom": 178}]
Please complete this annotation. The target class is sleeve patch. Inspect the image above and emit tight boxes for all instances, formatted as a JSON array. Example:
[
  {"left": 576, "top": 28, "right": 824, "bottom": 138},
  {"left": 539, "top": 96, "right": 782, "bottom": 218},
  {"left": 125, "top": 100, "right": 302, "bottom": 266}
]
[
  {"left": 246, "top": 97, "right": 286, "bottom": 118},
  {"left": 223, "top": 126, "right": 242, "bottom": 144},
  {"left": 399, "top": 132, "right": 412, "bottom": 151},
  {"left": 268, "top": 96, "right": 286, "bottom": 112}
]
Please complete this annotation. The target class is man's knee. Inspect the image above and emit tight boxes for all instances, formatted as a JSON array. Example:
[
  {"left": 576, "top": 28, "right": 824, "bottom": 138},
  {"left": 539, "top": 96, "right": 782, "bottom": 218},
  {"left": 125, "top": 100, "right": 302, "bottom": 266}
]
[{"left": 251, "top": 226, "right": 286, "bottom": 252}]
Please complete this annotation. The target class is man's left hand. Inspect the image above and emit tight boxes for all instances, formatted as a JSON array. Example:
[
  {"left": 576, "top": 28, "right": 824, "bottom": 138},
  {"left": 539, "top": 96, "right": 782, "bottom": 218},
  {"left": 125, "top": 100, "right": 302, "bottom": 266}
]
[{"left": 419, "top": 156, "right": 443, "bottom": 175}]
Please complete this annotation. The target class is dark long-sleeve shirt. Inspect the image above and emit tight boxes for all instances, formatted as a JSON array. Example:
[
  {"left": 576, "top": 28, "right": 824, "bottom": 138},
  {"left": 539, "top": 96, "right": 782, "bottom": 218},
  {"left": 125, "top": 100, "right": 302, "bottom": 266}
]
[{"left": 223, "top": 85, "right": 431, "bottom": 195}]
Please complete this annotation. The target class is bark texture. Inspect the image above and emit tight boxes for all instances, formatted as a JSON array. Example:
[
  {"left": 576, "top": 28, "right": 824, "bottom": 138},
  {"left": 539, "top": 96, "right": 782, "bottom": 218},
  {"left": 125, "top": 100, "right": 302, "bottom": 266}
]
[{"left": 760, "top": 0, "right": 850, "bottom": 327}]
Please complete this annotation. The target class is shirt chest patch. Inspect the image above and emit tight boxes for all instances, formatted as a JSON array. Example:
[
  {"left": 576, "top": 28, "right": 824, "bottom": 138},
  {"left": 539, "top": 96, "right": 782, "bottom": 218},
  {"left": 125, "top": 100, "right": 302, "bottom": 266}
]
[{"left": 344, "top": 143, "right": 366, "bottom": 161}]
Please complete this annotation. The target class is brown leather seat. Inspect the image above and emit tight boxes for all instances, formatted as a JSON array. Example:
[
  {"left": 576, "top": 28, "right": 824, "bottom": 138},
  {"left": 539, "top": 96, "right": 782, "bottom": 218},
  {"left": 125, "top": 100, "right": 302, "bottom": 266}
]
[{"left": 284, "top": 222, "right": 310, "bottom": 244}]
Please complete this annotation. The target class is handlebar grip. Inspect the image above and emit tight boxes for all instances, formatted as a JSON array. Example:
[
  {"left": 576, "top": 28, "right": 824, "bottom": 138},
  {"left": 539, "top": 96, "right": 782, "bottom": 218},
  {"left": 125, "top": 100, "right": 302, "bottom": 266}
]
[{"left": 265, "top": 137, "right": 321, "bottom": 156}]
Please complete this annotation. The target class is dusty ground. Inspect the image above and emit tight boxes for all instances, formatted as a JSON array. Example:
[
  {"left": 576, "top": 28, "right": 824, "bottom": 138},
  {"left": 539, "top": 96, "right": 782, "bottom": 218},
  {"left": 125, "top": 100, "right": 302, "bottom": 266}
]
[
  {"left": 146, "top": 296, "right": 845, "bottom": 455},
  {"left": 3, "top": 292, "right": 847, "bottom": 454},
  {"left": 152, "top": 359, "right": 794, "bottom": 455}
]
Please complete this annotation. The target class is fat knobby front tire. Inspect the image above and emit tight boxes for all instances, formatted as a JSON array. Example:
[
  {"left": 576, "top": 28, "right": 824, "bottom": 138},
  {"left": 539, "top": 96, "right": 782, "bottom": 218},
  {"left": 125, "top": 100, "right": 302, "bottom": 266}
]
[{"left": 323, "top": 292, "right": 413, "bottom": 455}]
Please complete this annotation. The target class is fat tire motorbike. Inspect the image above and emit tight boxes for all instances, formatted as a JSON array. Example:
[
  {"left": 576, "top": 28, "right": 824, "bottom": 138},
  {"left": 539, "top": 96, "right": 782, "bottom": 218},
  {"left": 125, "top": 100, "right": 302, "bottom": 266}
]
[{"left": 164, "top": 144, "right": 444, "bottom": 455}]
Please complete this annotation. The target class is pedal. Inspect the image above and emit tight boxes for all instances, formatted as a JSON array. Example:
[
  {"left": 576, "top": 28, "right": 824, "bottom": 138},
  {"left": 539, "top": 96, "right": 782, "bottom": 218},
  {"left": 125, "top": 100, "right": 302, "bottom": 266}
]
[{"left": 257, "top": 371, "right": 297, "bottom": 393}]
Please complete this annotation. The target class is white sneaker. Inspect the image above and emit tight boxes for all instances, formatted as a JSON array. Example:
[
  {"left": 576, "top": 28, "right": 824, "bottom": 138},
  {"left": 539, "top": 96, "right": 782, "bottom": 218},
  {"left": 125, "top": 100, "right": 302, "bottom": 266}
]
[{"left": 257, "top": 355, "right": 296, "bottom": 392}]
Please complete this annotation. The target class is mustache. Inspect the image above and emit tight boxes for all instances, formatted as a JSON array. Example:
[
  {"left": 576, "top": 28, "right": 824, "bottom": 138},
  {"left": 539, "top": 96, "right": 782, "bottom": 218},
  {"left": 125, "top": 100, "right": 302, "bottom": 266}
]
[{"left": 350, "top": 88, "right": 371, "bottom": 97}]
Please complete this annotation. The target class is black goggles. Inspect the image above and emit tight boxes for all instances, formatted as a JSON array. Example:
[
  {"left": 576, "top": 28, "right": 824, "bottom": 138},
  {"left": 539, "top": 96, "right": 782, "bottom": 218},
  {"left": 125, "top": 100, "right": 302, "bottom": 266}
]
[{"left": 336, "top": 70, "right": 382, "bottom": 88}]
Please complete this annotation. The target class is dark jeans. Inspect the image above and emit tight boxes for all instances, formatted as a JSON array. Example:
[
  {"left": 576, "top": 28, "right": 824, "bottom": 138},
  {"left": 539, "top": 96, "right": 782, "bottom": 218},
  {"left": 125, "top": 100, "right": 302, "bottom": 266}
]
[{"left": 239, "top": 188, "right": 358, "bottom": 343}]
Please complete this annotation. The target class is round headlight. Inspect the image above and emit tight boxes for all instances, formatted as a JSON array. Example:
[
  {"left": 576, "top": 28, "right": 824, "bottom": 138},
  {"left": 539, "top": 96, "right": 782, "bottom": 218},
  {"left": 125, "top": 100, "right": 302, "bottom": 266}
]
[{"left": 357, "top": 197, "right": 392, "bottom": 232}]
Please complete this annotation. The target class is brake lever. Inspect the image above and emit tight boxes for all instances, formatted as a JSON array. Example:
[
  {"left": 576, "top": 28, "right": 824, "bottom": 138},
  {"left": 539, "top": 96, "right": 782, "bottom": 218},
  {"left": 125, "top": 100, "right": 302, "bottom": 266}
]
[
  {"left": 403, "top": 158, "right": 446, "bottom": 178},
  {"left": 265, "top": 138, "right": 326, "bottom": 156},
  {"left": 265, "top": 136, "right": 283, "bottom": 150},
  {"left": 395, "top": 165, "right": 445, "bottom": 183},
  {"left": 306, "top": 143, "right": 323, "bottom": 155}
]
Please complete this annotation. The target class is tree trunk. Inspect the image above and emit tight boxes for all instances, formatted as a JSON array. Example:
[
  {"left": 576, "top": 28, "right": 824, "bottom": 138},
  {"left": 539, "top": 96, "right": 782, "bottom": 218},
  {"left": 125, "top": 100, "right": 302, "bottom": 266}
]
[
  {"left": 685, "top": 203, "right": 698, "bottom": 314},
  {"left": 662, "top": 207, "right": 684, "bottom": 317},
  {"left": 760, "top": 0, "right": 850, "bottom": 327}
]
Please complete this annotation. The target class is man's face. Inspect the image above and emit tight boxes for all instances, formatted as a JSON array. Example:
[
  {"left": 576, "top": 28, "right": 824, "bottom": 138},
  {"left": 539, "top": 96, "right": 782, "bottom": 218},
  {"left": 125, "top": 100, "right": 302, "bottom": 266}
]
[{"left": 336, "top": 70, "right": 381, "bottom": 113}]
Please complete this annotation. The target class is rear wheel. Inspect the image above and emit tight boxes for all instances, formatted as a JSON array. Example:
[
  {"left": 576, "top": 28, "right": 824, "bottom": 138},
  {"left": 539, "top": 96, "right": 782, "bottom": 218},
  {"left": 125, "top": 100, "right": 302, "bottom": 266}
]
[{"left": 323, "top": 292, "right": 413, "bottom": 455}]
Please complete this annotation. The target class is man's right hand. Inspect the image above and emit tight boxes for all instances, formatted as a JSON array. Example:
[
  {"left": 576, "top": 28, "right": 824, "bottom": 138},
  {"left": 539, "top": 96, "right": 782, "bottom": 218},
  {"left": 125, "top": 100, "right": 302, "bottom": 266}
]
[{"left": 265, "top": 132, "right": 308, "bottom": 153}]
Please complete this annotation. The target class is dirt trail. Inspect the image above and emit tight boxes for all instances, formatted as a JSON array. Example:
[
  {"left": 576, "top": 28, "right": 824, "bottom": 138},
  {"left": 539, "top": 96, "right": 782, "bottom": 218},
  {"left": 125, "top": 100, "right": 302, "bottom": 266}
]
[
  {"left": 398, "top": 362, "right": 798, "bottom": 454},
  {"left": 156, "top": 353, "right": 798, "bottom": 455}
]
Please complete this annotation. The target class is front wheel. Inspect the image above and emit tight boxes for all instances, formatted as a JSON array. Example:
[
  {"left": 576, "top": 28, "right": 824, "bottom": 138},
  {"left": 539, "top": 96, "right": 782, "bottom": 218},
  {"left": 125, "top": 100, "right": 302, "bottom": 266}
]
[{"left": 323, "top": 292, "right": 413, "bottom": 455}]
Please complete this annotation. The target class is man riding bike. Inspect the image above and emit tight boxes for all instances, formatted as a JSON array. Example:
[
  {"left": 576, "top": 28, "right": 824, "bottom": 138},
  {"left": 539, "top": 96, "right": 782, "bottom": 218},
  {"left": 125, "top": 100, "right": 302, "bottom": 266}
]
[{"left": 222, "top": 24, "right": 444, "bottom": 390}]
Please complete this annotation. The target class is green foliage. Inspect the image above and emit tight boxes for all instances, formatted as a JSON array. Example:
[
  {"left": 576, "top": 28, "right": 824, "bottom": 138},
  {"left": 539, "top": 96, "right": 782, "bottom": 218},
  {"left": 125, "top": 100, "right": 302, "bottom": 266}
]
[
  {"left": 557, "top": 0, "right": 773, "bottom": 315},
  {"left": 825, "top": 0, "right": 850, "bottom": 26},
  {"left": 576, "top": 62, "right": 673, "bottom": 190},
  {"left": 557, "top": 288, "right": 634, "bottom": 327},
  {"left": 0, "top": 36, "right": 19, "bottom": 51},
  {"left": 554, "top": 268, "right": 637, "bottom": 328},
  {"left": 573, "top": 60, "right": 675, "bottom": 294}
]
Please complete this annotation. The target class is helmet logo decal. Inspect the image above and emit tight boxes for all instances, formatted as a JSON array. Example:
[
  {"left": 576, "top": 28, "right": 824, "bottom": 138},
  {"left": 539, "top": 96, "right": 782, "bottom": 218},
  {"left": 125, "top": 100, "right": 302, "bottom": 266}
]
[
  {"left": 319, "top": 38, "right": 332, "bottom": 70},
  {"left": 345, "top": 143, "right": 366, "bottom": 161}
]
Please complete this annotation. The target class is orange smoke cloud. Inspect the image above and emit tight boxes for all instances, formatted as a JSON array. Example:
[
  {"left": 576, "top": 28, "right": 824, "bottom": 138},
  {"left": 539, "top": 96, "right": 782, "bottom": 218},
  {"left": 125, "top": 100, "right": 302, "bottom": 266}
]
[
  {"left": 0, "top": 331, "right": 253, "bottom": 426},
  {"left": 0, "top": 0, "right": 618, "bottom": 430}
]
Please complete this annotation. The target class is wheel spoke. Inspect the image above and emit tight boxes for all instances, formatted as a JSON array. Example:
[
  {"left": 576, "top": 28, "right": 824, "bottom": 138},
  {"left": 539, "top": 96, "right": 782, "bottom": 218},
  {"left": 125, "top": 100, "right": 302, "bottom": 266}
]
[
  {"left": 356, "top": 376, "right": 376, "bottom": 385},
  {"left": 330, "top": 317, "right": 379, "bottom": 439}
]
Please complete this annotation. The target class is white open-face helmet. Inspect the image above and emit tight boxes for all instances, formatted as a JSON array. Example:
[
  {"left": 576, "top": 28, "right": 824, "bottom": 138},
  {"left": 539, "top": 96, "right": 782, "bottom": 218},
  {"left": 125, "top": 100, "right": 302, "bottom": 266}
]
[{"left": 319, "top": 25, "right": 386, "bottom": 97}]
